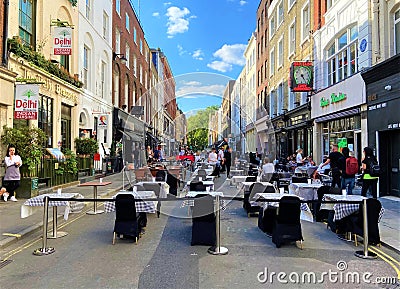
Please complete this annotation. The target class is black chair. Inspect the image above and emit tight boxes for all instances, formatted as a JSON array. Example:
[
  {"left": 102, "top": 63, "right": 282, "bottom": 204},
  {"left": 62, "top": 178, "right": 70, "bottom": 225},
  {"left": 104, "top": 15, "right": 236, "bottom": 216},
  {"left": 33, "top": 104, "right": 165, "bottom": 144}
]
[
  {"left": 142, "top": 183, "right": 162, "bottom": 218},
  {"left": 155, "top": 170, "right": 167, "bottom": 181},
  {"left": 113, "top": 194, "right": 139, "bottom": 244},
  {"left": 315, "top": 185, "right": 332, "bottom": 222},
  {"left": 258, "top": 206, "right": 277, "bottom": 236},
  {"left": 272, "top": 196, "right": 303, "bottom": 248},
  {"left": 291, "top": 176, "right": 308, "bottom": 183},
  {"left": 166, "top": 173, "right": 178, "bottom": 196},
  {"left": 329, "top": 187, "right": 342, "bottom": 195},
  {"left": 350, "top": 198, "right": 382, "bottom": 246},
  {"left": 245, "top": 176, "right": 257, "bottom": 182},
  {"left": 243, "top": 183, "right": 265, "bottom": 217},
  {"left": 191, "top": 195, "right": 216, "bottom": 246},
  {"left": 190, "top": 181, "right": 206, "bottom": 192}
]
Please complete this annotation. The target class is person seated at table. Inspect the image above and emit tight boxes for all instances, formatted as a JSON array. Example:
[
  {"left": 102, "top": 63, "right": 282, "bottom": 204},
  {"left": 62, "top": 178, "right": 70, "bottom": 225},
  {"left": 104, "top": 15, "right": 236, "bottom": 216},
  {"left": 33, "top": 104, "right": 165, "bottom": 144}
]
[
  {"left": 208, "top": 148, "right": 218, "bottom": 166},
  {"left": 261, "top": 157, "right": 275, "bottom": 182},
  {"left": 313, "top": 156, "right": 330, "bottom": 180}
]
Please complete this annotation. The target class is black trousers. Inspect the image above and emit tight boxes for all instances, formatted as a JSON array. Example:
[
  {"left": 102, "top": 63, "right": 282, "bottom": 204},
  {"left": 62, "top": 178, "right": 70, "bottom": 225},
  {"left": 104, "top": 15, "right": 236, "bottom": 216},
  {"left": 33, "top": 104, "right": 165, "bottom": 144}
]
[
  {"left": 226, "top": 165, "right": 231, "bottom": 178},
  {"left": 3, "top": 180, "right": 20, "bottom": 195},
  {"left": 361, "top": 178, "right": 378, "bottom": 198},
  {"left": 331, "top": 173, "right": 341, "bottom": 188}
]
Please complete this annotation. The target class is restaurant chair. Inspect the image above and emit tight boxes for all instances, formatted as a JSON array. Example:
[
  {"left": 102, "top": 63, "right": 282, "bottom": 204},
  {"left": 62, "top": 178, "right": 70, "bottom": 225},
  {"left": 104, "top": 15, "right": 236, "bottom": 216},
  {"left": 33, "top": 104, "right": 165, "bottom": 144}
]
[
  {"left": 291, "top": 176, "right": 308, "bottom": 183},
  {"left": 156, "top": 170, "right": 167, "bottom": 181},
  {"left": 272, "top": 196, "right": 303, "bottom": 249},
  {"left": 134, "top": 168, "right": 147, "bottom": 182},
  {"left": 166, "top": 173, "right": 178, "bottom": 196},
  {"left": 315, "top": 186, "right": 331, "bottom": 222},
  {"left": 113, "top": 194, "right": 139, "bottom": 244},
  {"left": 190, "top": 181, "right": 206, "bottom": 192},
  {"left": 191, "top": 195, "right": 216, "bottom": 246},
  {"left": 142, "top": 183, "right": 162, "bottom": 218},
  {"left": 245, "top": 176, "right": 257, "bottom": 182},
  {"left": 258, "top": 206, "right": 277, "bottom": 236},
  {"left": 243, "top": 183, "right": 265, "bottom": 217},
  {"left": 350, "top": 198, "right": 382, "bottom": 246},
  {"left": 329, "top": 187, "right": 342, "bottom": 195}
]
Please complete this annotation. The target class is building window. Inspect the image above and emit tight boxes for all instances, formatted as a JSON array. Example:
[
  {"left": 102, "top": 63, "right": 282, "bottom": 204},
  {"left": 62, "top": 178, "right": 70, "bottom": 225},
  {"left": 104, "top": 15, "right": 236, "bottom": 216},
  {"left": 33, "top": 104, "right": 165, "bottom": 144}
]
[
  {"left": 277, "top": 1, "right": 284, "bottom": 26},
  {"left": 115, "top": 29, "right": 121, "bottom": 54},
  {"left": 326, "top": 0, "right": 333, "bottom": 10},
  {"left": 395, "top": 9, "right": 400, "bottom": 54},
  {"left": 270, "top": 16, "right": 276, "bottom": 38},
  {"left": 270, "top": 90, "right": 276, "bottom": 117},
  {"left": 103, "top": 12, "right": 108, "bottom": 40},
  {"left": 126, "top": 13, "right": 130, "bottom": 32},
  {"left": 140, "top": 39, "right": 143, "bottom": 54},
  {"left": 85, "top": 0, "right": 91, "bottom": 19},
  {"left": 140, "top": 65, "right": 143, "bottom": 84},
  {"left": 277, "top": 83, "right": 284, "bottom": 114},
  {"left": 134, "top": 28, "right": 137, "bottom": 43},
  {"left": 278, "top": 36, "right": 284, "bottom": 68},
  {"left": 83, "top": 46, "right": 90, "bottom": 89},
  {"left": 326, "top": 26, "right": 358, "bottom": 85},
  {"left": 289, "top": 20, "right": 296, "bottom": 56},
  {"left": 133, "top": 56, "right": 137, "bottom": 77},
  {"left": 60, "top": 55, "right": 69, "bottom": 71},
  {"left": 116, "top": 0, "right": 120, "bottom": 16},
  {"left": 288, "top": 0, "right": 296, "bottom": 10},
  {"left": 19, "top": 0, "right": 35, "bottom": 46},
  {"left": 125, "top": 44, "right": 130, "bottom": 68},
  {"left": 101, "top": 61, "right": 106, "bottom": 98},
  {"left": 288, "top": 90, "right": 295, "bottom": 110},
  {"left": 38, "top": 95, "right": 53, "bottom": 148},
  {"left": 270, "top": 48, "right": 275, "bottom": 76},
  {"left": 301, "top": 4, "right": 310, "bottom": 42}
]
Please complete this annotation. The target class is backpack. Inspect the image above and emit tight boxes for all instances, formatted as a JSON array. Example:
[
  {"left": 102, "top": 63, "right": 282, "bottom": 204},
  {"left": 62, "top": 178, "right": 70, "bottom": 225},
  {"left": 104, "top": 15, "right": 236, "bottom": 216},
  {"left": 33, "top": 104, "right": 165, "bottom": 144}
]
[
  {"left": 153, "top": 149, "right": 160, "bottom": 160},
  {"left": 345, "top": 156, "right": 359, "bottom": 175},
  {"left": 369, "top": 159, "right": 381, "bottom": 177}
]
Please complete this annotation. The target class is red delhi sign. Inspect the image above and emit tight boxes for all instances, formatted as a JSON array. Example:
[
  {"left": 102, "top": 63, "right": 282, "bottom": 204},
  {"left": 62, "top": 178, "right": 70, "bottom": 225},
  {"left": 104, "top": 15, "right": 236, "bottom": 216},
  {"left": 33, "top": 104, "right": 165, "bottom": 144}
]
[
  {"left": 53, "top": 27, "right": 72, "bottom": 55},
  {"left": 14, "top": 84, "right": 39, "bottom": 120}
]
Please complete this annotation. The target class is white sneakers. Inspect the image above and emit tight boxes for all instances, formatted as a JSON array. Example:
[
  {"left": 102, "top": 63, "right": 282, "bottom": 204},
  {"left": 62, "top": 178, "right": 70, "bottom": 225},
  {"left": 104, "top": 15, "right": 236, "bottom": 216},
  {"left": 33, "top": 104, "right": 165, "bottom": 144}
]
[
  {"left": 3, "top": 193, "right": 17, "bottom": 202},
  {"left": 3, "top": 193, "right": 9, "bottom": 202},
  {"left": 10, "top": 196, "right": 17, "bottom": 202}
]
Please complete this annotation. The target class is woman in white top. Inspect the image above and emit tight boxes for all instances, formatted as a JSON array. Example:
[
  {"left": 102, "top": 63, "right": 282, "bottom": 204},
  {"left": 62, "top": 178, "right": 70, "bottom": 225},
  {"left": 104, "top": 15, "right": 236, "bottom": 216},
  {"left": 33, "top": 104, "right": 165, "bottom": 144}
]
[
  {"left": 3, "top": 145, "right": 21, "bottom": 201},
  {"left": 296, "top": 149, "right": 305, "bottom": 167},
  {"left": 208, "top": 148, "right": 218, "bottom": 165},
  {"left": 261, "top": 157, "right": 275, "bottom": 182}
]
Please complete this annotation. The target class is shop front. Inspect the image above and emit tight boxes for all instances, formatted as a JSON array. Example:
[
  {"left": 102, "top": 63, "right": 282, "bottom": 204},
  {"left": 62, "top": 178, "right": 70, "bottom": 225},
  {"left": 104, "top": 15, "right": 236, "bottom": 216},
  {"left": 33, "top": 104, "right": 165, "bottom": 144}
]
[
  {"left": 311, "top": 73, "right": 366, "bottom": 164},
  {"left": 362, "top": 54, "right": 400, "bottom": 197}
]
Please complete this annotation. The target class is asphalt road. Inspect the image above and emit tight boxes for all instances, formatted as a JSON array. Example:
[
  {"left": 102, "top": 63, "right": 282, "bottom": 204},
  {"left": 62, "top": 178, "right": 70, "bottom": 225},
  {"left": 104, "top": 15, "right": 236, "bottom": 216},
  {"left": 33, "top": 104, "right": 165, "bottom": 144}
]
[{"left": 1, "top": 175, "right": 399, "bottom": 289}]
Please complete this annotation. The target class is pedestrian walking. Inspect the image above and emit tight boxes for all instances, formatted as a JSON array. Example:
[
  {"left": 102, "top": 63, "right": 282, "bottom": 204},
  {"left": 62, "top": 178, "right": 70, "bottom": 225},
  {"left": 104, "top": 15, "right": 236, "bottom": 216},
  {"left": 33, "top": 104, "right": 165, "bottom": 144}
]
[
  {"left": 361, "top": 147, "right": 379, "bottom": 198},
  {"left": 321, "top": 144, "right": 343, "bottom": 188},
  {"left": 339, "top": 147, "right": 357, "bottom": 195},
  {"left": 224, "top": 147, "right": 232, "bottom": 179},
  {"left": 3, "top": 145, "right": 21, "bottom": 201}
]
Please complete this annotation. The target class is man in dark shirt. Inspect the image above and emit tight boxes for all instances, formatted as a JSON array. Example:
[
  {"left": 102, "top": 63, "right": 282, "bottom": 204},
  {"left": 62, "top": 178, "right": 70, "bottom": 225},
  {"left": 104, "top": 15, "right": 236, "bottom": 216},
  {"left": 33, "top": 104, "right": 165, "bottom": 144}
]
[{"left": 321, "top": 144, "right": 343, "bottom": 188}]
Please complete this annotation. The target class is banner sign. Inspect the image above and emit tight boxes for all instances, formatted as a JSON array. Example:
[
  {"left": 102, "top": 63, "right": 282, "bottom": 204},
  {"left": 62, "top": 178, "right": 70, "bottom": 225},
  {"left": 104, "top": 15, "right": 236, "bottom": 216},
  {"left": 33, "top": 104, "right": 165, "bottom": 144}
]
[
  {"left": 53, "top": 27, "right": 72, "bottom": 55},
  {"left": 98, "top": 115, "right": 108, "bottom": 128},
  {"left": 14, "top": 84, "right": 39, "bottom": 120}
]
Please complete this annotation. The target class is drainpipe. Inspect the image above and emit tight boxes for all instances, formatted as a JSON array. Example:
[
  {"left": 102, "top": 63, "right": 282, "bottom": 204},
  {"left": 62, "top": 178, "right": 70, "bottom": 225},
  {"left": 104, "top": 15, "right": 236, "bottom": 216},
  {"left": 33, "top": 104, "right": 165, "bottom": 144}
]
[
  {"left": 2, "top": 0, "right": 9, "bottom": 66},
  {"left": 371, "top": 0, "right": 380, "bottom": 63}
]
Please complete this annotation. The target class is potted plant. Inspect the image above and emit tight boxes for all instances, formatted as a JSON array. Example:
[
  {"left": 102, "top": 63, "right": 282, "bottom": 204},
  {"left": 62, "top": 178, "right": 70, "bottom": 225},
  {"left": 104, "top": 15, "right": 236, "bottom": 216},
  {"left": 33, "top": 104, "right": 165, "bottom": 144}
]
[
  {"left": 74, "top": 137, "right": 98, "bottom": 176},
  {"left": 1, "top": 126, "right": 47, "bottom": 198}
]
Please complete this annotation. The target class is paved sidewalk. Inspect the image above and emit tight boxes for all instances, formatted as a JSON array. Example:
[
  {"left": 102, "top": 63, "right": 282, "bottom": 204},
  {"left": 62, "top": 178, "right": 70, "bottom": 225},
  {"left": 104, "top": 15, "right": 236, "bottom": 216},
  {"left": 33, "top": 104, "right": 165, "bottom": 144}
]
[{"left": 0, "top": 172, "right": 399, "bottom": 253}]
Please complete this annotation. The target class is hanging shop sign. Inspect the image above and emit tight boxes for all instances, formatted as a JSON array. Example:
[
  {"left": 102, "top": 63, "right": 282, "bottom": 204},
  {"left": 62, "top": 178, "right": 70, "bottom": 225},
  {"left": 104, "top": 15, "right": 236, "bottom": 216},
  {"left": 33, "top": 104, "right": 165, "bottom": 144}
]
[
  {"left": 98, "top": 115, "right": 108, "bottom": 128},
  {"left": 53, "top": 27, "right": 72, "bottom": 55},
  {"left": 290, "top": 61, "right": 313, "bottom": 92},
  {"left": 14, "top": 84, "right": 39, "bottom": 120}
]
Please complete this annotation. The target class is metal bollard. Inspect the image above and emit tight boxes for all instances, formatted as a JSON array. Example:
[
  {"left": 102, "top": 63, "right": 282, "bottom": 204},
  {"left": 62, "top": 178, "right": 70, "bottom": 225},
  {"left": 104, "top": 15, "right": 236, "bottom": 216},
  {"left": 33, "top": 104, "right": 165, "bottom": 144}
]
[
  {"left": 33, "top": 196, "right": 55, "bottom": 256},
  {"left": 355, "top": 198, "right": 377, "bottom": 259},
  {"left": 208, "top": 194, "right": 228, "bottom": 255}
]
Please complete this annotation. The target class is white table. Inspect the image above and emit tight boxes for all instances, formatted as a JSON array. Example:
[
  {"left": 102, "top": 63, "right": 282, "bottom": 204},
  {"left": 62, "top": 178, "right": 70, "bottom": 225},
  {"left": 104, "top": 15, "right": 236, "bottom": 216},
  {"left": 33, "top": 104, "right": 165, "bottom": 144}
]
[
  {"left": 104, "top": 190, "right": 158, "bottom": 213},
  {"left": 135, "top": 181, "right": 169, "bottom": 198},
  {"left": 182, "top": 191, "right": 224, "bottom": 208},
  {"left": 230, "top": 175, "right": 249, "bottom": 186},
  {"left": 229, "top": 169, "right": 244, "bottom": 177},
  {"left": 21, "top": 193, "right": 85, "bottom": 238},
  {"left": 254, "top": 193, "right": 313, "bottom": 222},
  {"left": 289, "top": 183, "right": 323, "bottom": 201},
  {"left": 238, "top": 182, "right": 275, "bottom": 196}
]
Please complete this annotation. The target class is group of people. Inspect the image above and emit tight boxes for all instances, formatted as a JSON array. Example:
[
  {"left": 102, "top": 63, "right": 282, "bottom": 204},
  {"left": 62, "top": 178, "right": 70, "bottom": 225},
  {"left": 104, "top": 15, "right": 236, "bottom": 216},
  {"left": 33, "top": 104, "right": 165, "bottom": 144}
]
[
  {"left": 320, "top": 144, "right": 379, "bottom": 198},
  {"left": 207, "top": 146, "right": 233, "bottom": 178},
  {"left": 1, "top": 145, "right": 20, "bottom": 202},
  {"left": 146, "top": 145, "right": 164, "bottom": 163}
]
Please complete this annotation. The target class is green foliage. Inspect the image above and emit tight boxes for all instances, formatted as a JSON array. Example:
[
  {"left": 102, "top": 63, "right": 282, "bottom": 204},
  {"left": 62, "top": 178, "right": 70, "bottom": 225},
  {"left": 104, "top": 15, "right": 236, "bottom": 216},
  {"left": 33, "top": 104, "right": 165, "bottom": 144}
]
[
  {"left": 55, "top": 149, "right": 79, "bottom": 175},
  {"left": 8, "top": 37, "right": 83, "bottom": 88},
  {"left": 69, "top": 0, "right": 78, "bottom": 6},
  {"left": 186, "top": 106, "right": 219, "bottom": 150},
  {"left": 1, "top": 126, "right": 47, "bottom": 175},
  {"left": 75, "top": 138, "right": 98, "bottom": 156}
]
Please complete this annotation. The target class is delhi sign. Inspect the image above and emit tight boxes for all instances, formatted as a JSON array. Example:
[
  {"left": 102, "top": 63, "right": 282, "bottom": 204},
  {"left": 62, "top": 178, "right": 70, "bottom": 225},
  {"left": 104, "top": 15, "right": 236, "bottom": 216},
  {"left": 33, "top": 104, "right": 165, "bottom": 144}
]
[
  {"left": 320, "top": 92, "right": 347, "bottom": 108},
  {"left": 14, "top": 84, "right": 39, "bottom": 120},
  {"left": 53, "top": 27, "right": 72, "bottom": 55}
]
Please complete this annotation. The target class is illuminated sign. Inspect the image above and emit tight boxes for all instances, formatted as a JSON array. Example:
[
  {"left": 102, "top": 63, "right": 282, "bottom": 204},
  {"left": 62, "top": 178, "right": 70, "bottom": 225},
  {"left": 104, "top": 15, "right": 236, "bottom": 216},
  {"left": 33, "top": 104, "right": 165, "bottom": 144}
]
[
  {"left": 290, "top": 61, "right": 313, "bottom": 92},
  {"left": 320, "top": 92, "right": 347, "bottom": 108}
]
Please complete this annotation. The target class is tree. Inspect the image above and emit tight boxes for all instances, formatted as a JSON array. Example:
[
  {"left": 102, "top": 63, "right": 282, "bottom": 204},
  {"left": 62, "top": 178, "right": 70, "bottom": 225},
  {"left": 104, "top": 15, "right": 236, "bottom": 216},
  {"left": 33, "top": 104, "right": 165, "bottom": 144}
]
[{"left": 186, "top": 106, "right": 219, "bottom": 151}]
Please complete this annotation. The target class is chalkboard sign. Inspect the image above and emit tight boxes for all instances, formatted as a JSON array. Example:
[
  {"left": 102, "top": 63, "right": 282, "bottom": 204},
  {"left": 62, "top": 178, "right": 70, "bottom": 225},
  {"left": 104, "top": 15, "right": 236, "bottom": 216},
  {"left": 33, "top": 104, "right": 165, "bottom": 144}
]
[
  {"left": 31, "top": 177, "right": 38, "bottom": 190},
  {"left": 46, "top": 148, "right": 65, "bottom": 160}
]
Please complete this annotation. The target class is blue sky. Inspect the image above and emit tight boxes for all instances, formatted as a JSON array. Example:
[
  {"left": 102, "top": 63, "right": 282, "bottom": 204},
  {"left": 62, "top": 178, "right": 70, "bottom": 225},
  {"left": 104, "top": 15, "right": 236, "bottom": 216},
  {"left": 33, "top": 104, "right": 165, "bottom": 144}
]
[{"left": 132, "top": 0, "right": 259, "bottom": 112}]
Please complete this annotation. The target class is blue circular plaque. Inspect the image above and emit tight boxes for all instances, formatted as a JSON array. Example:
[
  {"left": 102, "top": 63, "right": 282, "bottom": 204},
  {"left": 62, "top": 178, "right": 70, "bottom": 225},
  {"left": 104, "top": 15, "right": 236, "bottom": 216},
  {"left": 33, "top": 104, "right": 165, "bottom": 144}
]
[{"left": 360, "top": 39, "right": 367, "bottom": 52}]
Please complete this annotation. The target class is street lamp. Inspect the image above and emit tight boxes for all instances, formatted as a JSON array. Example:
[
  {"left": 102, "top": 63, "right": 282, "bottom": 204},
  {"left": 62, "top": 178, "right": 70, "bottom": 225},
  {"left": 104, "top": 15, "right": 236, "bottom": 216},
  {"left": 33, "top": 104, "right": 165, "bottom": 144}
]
[{"left": 113, "top": 52, "right": 127, "bottom": 64}]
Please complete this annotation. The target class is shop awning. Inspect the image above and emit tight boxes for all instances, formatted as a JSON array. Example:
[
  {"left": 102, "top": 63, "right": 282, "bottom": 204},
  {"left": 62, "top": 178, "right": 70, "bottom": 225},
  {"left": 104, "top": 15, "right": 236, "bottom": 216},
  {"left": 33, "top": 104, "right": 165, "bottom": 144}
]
[
  {"left": 146, "top": 131, "right": 158, "bottom": 142},
  {"left": 118, "top": 129, "right": 143, "bottom": 142},
  {"left": 314, "top": 108, "right": 360, "bottom": 123}
]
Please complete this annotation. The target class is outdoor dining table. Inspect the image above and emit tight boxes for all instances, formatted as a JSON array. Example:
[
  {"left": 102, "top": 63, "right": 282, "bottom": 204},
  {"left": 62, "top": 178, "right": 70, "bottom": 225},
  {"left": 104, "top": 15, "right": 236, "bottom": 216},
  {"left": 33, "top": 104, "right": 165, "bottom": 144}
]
[
  {"left": 135, "top": 181, "right": 169, "bottom": 198},
  {"left": 182, "top": 191, "right": 224, "bottom": 208},
  {"left": 104, "top": 190, "right": 158, "bottom": 213},
  {"left": 238, "top": 181, "right": 274, "bottom": 196},
  {"left": 229, "top": 169, "right": 244, "bottom": 177},
  {"left": 230, "top": 175, "right": 249, "bottom": 186},
  {"left": 289, "top": 182, "right": 323, "bottom": 201},
  {"left": 21, "top": 192, "right": 85, "bottom": 238},
  {"left": 320, "top": 194, "right": 385, "bottom": 222},
  {"left": 254, "top": 193, "right": 314, "bottom": 222},
  {"left": 79, "top": 181, "right": 112, "bottom": 215}
]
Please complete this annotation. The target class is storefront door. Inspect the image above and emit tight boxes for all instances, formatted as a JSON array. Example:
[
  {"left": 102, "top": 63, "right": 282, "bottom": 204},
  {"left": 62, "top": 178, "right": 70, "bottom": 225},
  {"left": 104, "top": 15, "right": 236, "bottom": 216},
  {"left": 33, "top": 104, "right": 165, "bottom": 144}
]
[{"left": 379, "top": 130, "right": 400, "bottom": 197}]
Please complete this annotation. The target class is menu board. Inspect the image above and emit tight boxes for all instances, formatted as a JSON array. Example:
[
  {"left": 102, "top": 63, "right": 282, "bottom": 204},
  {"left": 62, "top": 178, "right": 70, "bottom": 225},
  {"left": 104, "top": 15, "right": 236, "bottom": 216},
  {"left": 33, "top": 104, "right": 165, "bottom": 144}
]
[{"left": 46, "top": 148, "right": 65, "bottom": 160}]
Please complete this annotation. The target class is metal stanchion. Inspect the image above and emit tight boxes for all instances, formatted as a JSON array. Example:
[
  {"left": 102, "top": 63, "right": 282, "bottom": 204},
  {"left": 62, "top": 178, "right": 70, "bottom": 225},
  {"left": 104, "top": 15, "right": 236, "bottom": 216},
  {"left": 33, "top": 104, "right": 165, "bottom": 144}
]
[
  {"left": 33, "top": 196, "right": 55, "bottom": 256},
  {"left": 87, "top": 185, "right": 104, "bottom": 214},
  {"left": 355, "top": 198, "right": 377, "bottom": 259},
  {"left": 208, "top": 194, "right": 228, "bottom": 255},
  {"left": 47, "top": 206, "right": 68, "bottom": 239}
]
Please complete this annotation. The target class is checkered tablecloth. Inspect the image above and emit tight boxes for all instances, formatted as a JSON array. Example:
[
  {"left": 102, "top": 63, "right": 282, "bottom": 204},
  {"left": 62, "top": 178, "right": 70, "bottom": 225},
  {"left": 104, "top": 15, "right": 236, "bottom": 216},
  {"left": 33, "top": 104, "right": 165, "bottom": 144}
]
[
  {"left": 254, "top": 193, "right": 314, "bottom": 222},
  {"left": 181, "top": 191, "right": 225, "bottom": 209},
  {"left": 21, "top": 193, "right": 85, "bottom": 220},
  {"left": 321, "top": 194, "right": 385, "bottom": 221},
  {"left": 104, "top": 191, "right": 157, "bottom": 213}
]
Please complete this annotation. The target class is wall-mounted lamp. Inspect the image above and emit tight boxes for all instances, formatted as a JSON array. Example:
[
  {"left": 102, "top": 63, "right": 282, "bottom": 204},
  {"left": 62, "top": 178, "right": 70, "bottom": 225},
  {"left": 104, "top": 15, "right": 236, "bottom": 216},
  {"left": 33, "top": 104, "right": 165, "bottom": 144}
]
[
  {"left": 113, "top": 52, "right": 127, "bottom": 64},
  {"left": 384, "top": 85, "right": 392, "bottom": 91}
]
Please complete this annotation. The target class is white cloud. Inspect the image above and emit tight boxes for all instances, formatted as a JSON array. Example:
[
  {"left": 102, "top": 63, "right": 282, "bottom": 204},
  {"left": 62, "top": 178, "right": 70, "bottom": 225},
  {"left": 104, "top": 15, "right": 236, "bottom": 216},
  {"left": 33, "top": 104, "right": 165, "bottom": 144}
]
[
  {"left": 152, "top": 12, "right": 160, "bottom": 17},
  {"left": 182, "top": 81, "right": 202, "bottom": 86},
  {"left": 177, "top": 44, "right": 187, "bottom": 56},
  {"left": 176, "top": 83, "right": 226, "bottom": 97},
  {"left": 166, "top": 7, "right": 192, "bottom": 38},
  {"left": 239, "top": 0, "right": 247, "bottom": 6},
  {"left": 163, "top": 2, "right": 172, "bottom": 6},
  {"left": 207, "top": 44, "right": 246, "bottom": 72},
  {"left": 192, "top": 49, "right": 204, "bottom": 60}
]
